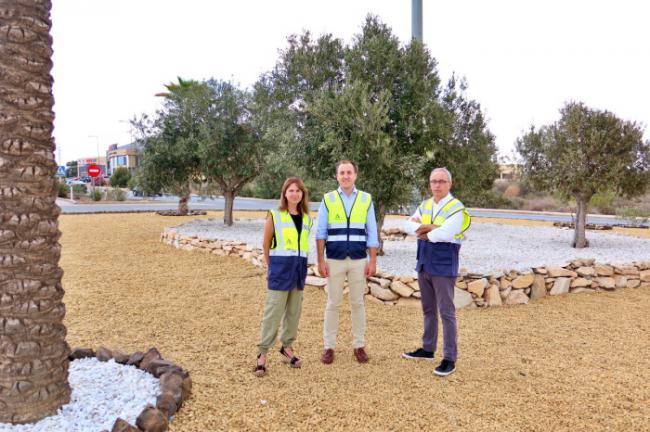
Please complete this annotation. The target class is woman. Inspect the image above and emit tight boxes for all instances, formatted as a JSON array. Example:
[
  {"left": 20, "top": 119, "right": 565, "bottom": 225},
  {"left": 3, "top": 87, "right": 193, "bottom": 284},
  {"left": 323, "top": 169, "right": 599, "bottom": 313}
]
[{"left": 255, "top": 177, "right": 312, "bottom": 377}]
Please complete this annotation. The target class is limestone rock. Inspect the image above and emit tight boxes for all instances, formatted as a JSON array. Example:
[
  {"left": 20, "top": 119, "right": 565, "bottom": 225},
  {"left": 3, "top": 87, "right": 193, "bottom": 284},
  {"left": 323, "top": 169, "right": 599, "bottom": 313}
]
[
  {"left": 550, "top": 278, "right": 571, "bottom": 296},
  {"left": 627, "top": 279, "right": 641, "bottom": 288},
  {"left": 499, "top": 278, "right": 512, "bottom": 290},
  {"left": 570, "top": 278, "right": 591, "bottom": 288},
  {"left": 512, "top": 273, "right": 534, "bottom": 289},
  {"left": 640, "top": 270, "right": 650, "bottom": 282},
  {"left": 596, "top": 277, "right": 616, "bottom": 290},
  {"left": 390, "top": 281, "right": 414, "bottom": 298},
  {"left": 407, "top": 280, "right": 420, "bottom": 291},
  {"left": 368, "top": 276, "right": 391, "bottom": 289},
  {"left": 614, "top": 276, "right": 628, "bottom": 289},
  {"left": 500, "top": 286, "right": 512, "bottom": 301},
  {"left": 576, "top": 266, "right": 596, "bottom": 277},
  {"left": 505, "top": 290, "right": 529, "bottom": 305},
  {"left": 454, "top": 288, "right": 474, "bottom": 309},
  {"left": 595, "top": 265, "right": 614, "bottom": 276},
  {"left": 530, "top": 275, "right": 547, "bottom": 300},
  {"left": 615, "top": 266, "right": 639, "bottom": 276},
  {"left": 370, "top": 283, "right": 399, "bottom": 301},
  {"left": 455, "top": 280, "right": 468, "bottom": 290},
  {"left": 570, "top": 287, "right": 595, "bottom": 294},
  {"left": 305, "top": 276, "right": 327, "bottom": 287},
  {"left": 484, "top": 284, "right": 502, "bottom": 307},
  {"left": 467, "top": 278, "right": 488, "bottom": 297},
  {"left": 412, "top": 291, "right": 422, "bottom": 299},
  {"left": 546, "top": 266, "right": 577, "bottom": 278},
  {"left": 365, "top": 294, "right": 385, "bottom": 304}
]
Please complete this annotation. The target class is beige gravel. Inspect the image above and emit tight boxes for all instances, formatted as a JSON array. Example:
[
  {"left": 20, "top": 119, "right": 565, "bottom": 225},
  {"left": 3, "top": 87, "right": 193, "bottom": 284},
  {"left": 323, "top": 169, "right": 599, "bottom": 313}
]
[{"left": 59, "top": 212, "right": 650, "bottom": 432}]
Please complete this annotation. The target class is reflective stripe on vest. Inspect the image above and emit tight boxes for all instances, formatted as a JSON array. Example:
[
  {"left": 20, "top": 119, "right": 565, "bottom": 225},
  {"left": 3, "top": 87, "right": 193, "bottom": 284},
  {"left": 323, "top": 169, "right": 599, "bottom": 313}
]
[
  {"left": 419, "top": 197, "right": 471, "bottom": 240},
  {"left": 269, "top": 209, "right": 312, "bottom": 258}
]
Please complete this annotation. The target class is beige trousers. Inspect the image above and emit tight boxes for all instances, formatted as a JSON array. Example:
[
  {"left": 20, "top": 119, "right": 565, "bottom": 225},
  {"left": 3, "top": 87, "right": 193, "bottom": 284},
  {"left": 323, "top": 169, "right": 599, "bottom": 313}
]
[{"left": 323, "top": 257, "right": 367, "bottom": 349}]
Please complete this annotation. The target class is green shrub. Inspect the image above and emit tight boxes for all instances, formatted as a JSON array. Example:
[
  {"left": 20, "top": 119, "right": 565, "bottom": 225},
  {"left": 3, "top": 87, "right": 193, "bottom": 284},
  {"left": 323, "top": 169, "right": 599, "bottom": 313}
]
[
  {"left": 616, "top": 207, "right": 650, "bottom": 227},
  {"left": 109, "top": 187, "right": 126, "bottom": 201},
  {"left": 110, "top": 167, "right": 131, "bottom": 188},
  {"left": 57, "top": 182, "right": 69, "bottom": 198},
  {"left": 72, "top": 184, "right": 87, "bottom": 195},
  {"left": 590, "top": 190, "right": 616, "bottom": 214},
  {"left": 90, "top": 188, "right": 102, "bottom": 201}
]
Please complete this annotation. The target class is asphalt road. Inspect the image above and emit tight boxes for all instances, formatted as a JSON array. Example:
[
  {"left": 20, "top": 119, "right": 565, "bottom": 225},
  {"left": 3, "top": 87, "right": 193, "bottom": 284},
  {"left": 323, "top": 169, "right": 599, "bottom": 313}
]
[{"left": 56, "top": 196, "right": 649, "bottom": 227}]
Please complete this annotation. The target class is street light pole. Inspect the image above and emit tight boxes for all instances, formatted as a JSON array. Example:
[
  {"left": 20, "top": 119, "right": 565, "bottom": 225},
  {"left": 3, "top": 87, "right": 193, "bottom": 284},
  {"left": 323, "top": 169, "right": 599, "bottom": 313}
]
[{"left": 412, "top": 0, "right": 423, "bottom": 42}]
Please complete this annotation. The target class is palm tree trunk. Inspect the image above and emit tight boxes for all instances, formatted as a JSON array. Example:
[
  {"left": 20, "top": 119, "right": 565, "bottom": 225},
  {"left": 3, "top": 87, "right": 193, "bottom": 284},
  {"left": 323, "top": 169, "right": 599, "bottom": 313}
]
[{"left": 0, "top": 0, "right": 71, "bottom": 423}]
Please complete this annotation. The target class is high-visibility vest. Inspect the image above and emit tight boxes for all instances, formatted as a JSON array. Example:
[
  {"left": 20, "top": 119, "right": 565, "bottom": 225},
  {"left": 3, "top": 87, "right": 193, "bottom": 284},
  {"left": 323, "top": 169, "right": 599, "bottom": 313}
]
[
  {"left": 324, "top": 189, "right": 372, "bottom": 259},
  {"left": 419, "top": 197, "right": 471, "bottom": 241},
  {"left": 269, "top": 209, "right": 312, "bottom": 257}
]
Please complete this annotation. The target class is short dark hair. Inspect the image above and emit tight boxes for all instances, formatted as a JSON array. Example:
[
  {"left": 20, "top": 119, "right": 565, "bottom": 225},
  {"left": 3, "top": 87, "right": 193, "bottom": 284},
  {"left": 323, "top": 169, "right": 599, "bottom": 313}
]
[{"left": 335, "top": 160, "right": 358, "bottom": 174}]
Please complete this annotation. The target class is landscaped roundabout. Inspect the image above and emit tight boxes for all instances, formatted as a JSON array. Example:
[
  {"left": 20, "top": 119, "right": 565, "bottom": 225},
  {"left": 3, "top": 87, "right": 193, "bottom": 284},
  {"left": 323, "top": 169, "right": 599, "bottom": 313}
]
[{"left": 5, "top": 211, "right": 647, "bottom": 431}]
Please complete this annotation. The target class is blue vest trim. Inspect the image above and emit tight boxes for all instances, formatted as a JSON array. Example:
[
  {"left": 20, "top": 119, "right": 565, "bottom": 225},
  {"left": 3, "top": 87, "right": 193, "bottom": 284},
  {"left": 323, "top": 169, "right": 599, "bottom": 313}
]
[{"left": 267, "top": 256, "right": 308, "bottom": 291}]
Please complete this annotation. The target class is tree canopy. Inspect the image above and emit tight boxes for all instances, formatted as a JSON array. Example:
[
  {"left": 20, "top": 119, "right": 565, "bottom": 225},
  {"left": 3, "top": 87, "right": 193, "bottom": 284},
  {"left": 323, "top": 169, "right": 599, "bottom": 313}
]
[{"left": 517, "top": 101, "right": 650, "bottom": 248}]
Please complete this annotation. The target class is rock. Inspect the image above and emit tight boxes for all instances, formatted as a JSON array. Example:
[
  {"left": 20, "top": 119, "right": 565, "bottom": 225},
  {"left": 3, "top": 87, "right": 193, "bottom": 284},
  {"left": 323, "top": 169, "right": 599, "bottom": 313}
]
[
  {"left": 615, "top": 276, "right": 628, "bottom": 289},
  {"left": 614, "top": 266, "right": 639, "bottom": 276},
  {"left": 95, "top": 346, "right": 113, "bottom": 362},
  {"left": 136, "top": 406, "right": 168, "bottom": 432},
  {"left": 640, "top": 270, "right": 650, "bottom": 282},
  {"left": 627, "top": 279, "right": 641, "bottom": 288},
  {"left": 505, "top": 290, "right": 529, "bottom": 305},
  {"left": 160, "top": 371, "right": 184, "bottom": 406},
  {"left": 69, "top": 347, "right": 95, "bottom": 360},
  {"left": 533, "top": 267, "right": 548, "bottom": 275},
  {"left": 530, "top": 275, "right": 547, "bottom": 300},
  {"left": 370, "top": 283, "right": 399, "bottom": 301},
  {"left": 571, "top": 287, "right": 596, "bottom": 294},
  {"left": 111, "top": 418, "right": 140, "bottom": 432},
  {"left": 368, "top": 277, "right": 391, "bottom": 289},
  {"left": 594, "top": 265, "right": 614, "bottom": 276},
  {"left": 305, "top": 276, "right": 327, "bottom": 287},
  {"left": 396, "top": 297, "right": 421, "bottom": 307},
  {"left": 455, "top": 280, "right": 468, "bottom": 290},
  {"left": 512, "top": 273, "right": 534, "bottom": 289},
  {"left": 156, "top": 393, "right": 178, "bottom": 418},
  {"left": 500, "top": 286, "right": 512, "bottom": 301},
  {"left": 499, "top": 278, "right": 512, "bottom": 290},
  {"left": 576, "top": 266, "right": 596, "bottom": 277},
  {"left": 454, "top": 287, "right": 474, "bottom": 309},
  {"left": 596, "top": 277, "right": 616, "bottom": 290},
  {"left": 390, "top": 281, "right": 414, "bottom": 297},
  {"left": 139, "top": 348, "right": 162, "bottom": 372},
  {"left": 467, "top": 278, "right": 488, "bottom": 297},
  {"left": 365, "top": 294, "right": 385, "bottom": 304},
  {"left": 147, "top": 359, "right": 180, "bottom": 378},
  {"left": 549, "top": 278, "right": 571, "bottom": 296},
  {"left": 113, "top": 351, "right": 130, "bottom": 364},
  {"left": 407, "top": 280, "right": 420, "bottom": 291},
  {"left": 399, "top": 276, "right": 415, "bottom": 284},
  {"left": 307, "top": 267, "right": 314, "bottom": 276},
  {"left": 127, "top": 351, "right": 145, "bottom": 367},
  {"left": 546, "top": 266, "right": 577, "bottom": 278},
  {"left": 412, "top": 291, "right": 422, "bottom": 299},
  {"left": 571, "top": 278, "right": 591, "bottom": 288},
  {"left": 182, "top": 375, "right": 192, "bottom": 401},
  {"left": 484, "top": 284, "right": 502, "bottom": 307}
]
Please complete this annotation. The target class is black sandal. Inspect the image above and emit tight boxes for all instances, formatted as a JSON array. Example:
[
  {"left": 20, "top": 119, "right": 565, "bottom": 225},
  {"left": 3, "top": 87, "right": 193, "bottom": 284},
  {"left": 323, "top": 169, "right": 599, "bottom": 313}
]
[
  {"left": 280, "top": 346, "right": 302, "bottom": 368},
  {"left": 254, "top": 353, "right": 267, "bottom": 377}
]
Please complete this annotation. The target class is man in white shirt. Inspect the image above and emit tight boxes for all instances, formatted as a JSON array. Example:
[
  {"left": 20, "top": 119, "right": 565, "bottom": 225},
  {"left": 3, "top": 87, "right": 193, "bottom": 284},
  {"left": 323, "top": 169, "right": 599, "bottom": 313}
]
[{"left": 402, "top": 167, "right": 470, "bottom": 377}]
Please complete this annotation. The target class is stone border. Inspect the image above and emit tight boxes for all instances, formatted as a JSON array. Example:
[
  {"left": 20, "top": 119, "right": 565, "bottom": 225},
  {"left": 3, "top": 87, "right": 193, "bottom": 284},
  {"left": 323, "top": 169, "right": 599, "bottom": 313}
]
[
  {"left": 160, "top": 228, "right": 650, "bottom": 309},
  {"left": 68, "top": 346, "right": 192, "bottom": 432}
]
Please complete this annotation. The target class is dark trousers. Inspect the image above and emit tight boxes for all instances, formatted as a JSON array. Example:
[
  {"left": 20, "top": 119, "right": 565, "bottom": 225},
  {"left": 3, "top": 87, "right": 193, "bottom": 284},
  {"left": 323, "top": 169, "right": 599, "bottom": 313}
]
[{"left": 418, "top": 272, "right": 457, "bottom": 361}]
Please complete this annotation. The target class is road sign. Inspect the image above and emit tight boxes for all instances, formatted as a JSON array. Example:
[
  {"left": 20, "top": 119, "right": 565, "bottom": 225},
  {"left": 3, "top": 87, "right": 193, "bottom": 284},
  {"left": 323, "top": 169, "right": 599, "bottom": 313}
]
[
  {"left": 87, "top": 164, "right": 101, "bottom": 177},
  {"left": 56, "top": 166, "right": 65, "bottom": 177}
]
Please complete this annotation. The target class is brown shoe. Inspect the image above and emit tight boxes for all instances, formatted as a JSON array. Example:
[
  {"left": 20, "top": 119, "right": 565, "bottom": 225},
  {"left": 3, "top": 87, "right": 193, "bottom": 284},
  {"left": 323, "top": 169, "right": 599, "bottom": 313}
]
[
  {"left": 321, "top": 348, "right": 335, "bottom": 364},
  {"left": 354, "top": 347, "right": 369, "bottom": 363}
]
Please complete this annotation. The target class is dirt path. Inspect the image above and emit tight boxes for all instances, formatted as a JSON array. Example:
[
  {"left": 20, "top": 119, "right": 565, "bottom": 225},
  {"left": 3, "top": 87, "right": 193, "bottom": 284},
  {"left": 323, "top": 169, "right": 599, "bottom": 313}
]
[{"left": 58, "top": 212, "right": 650, "bottom": 431}]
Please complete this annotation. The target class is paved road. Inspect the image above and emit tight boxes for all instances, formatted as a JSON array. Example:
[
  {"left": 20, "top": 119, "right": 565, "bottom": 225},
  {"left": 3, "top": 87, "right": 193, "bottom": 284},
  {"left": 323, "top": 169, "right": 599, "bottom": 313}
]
[{"left": 57, "top": 197, "right": 649, "bottom": 228}]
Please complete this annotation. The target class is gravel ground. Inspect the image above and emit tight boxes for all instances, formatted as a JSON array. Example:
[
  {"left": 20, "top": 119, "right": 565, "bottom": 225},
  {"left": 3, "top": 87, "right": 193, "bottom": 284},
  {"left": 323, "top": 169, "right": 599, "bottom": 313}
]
[
  {"left": 51, "top": 212, "right": 650, "bottom": 432},
  {"left": 0, "top": 359, "right": 158, "bottom": 432},
  {"left": 173, "top": 217, "right": 650, "bottom": 276}
]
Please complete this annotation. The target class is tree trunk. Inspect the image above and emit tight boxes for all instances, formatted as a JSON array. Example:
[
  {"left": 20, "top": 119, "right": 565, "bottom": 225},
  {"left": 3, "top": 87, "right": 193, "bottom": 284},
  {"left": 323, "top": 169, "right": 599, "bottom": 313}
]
[
  {"left": 223, "top": 189, "right": 235, "bottom": 226},
  {"left": 376, "top": 204, "right": 386, "bottom": 256},
  {"left": 0, "top": 0, "right": 71, "bottom": 423},
  {"left": 573, "top": 196, "right": 590, "bottom": 248},
  {"left": 178, "top": 192, "right": 189, "bottom": 215}
]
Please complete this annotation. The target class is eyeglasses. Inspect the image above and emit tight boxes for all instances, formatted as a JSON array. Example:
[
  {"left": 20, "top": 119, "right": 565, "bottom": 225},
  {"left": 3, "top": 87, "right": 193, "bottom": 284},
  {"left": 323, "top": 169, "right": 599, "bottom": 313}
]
[{"left": 429, "top": 180, "right": 449, "bottom": 185}]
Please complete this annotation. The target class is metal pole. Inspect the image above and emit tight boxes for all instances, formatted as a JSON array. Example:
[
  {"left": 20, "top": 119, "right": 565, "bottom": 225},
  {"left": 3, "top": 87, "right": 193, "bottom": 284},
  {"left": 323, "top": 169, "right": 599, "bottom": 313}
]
[{"left": 412, "top": 0, "right": 423, "bottom": 42}]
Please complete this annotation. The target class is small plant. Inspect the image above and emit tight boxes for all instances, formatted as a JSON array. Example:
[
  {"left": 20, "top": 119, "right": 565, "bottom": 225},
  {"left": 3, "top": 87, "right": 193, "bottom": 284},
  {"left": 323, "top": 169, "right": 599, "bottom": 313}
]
[
  {"left": 90, "top": 188, "right": 102, "bottom": 201},
  {"left": 57, "top": 182, "right": 69, "bottom": 198},
  {"left": 109, "top": 187, "right": 126, "bottom": 201},
  {"left": 72, "top": 184, "right": 87, "bottom": 195},
  {"left": 616, "top": 208, "right": 650, "bottom": 227},
  {"left": 590, "top": 190, "right": 616, "bottom": 214}
]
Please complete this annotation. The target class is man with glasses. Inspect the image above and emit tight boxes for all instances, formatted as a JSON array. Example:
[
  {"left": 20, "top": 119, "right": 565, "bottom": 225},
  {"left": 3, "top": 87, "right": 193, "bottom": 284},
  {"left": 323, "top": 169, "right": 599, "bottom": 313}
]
[{"left": 402, "top": 167, "right": 471, "bottom": 376}]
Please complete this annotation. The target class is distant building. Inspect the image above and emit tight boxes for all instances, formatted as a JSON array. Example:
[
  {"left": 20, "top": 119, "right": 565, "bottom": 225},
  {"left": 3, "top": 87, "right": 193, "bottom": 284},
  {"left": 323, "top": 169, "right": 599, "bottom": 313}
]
[
  {"left": 107, "top": 142, "right": 142, "bottom": 176},
  {"left": 497, "top": 164, "right": 522, "bottom": 181}
]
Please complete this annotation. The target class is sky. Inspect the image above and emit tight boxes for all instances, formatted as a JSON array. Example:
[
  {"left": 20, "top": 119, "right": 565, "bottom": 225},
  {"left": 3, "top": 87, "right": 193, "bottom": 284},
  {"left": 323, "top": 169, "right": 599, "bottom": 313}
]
[{"left": 50, "top": 0, "right": 650, "bottom": 165}]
